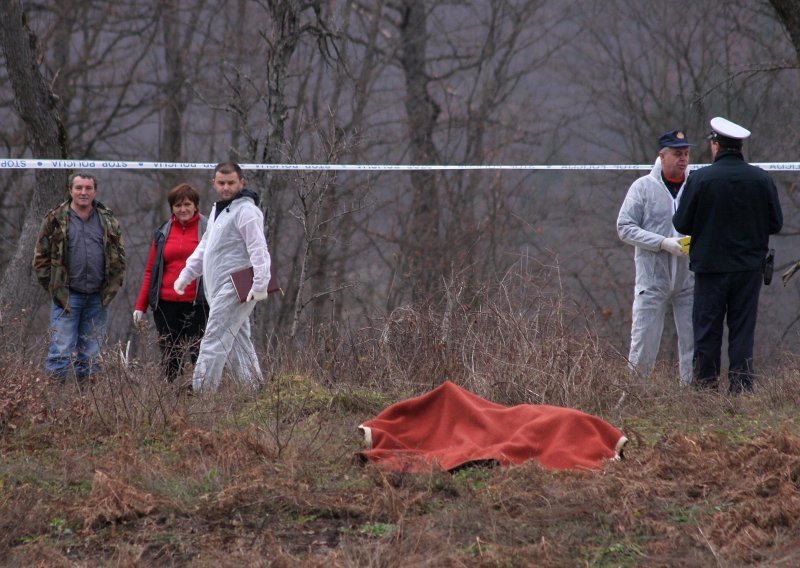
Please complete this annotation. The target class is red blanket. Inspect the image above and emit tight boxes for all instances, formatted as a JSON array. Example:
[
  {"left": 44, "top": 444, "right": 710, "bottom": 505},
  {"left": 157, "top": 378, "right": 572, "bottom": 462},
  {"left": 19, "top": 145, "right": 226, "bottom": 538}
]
[{"left": 359, "top": 381, "right": 627, "bottom": 472}]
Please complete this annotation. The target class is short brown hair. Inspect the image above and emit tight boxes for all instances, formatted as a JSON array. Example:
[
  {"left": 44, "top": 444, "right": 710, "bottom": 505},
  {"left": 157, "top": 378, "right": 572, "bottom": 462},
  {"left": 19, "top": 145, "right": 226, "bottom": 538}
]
[
  {"left": 69, "top": 172, "right": 98, "bottom": 190},
  {"left": 214, "top": 161, "right": 243, "bottom": 178},
  {"left": 167, "top": 183, "right": 200, "bottom": 208}
]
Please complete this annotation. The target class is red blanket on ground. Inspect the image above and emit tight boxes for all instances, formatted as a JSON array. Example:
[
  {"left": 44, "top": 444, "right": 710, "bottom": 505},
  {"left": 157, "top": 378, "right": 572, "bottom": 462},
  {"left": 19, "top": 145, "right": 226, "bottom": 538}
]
[{"left": 359, "top": 381, "right": 627, "bottom": 472}]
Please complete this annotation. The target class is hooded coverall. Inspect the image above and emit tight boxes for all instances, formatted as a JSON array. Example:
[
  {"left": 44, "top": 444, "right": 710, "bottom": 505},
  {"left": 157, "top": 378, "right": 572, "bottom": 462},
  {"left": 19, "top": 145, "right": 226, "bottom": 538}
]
[
  {"left": 178, "top": 189, "right": 271, "bottom": 391},
  {"left": 617, "top": 158, "right": 693, "bottom": 385}
]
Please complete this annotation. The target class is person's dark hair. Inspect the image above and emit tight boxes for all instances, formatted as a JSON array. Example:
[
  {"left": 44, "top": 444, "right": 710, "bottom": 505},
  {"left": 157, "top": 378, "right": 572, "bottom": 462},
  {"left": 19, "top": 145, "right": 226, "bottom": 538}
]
[
  {"left": 214, "top": 161, "right": 243, "bottom": 179},
  {"left": 68, "top": 172, "right": 98, "bottom": 190},
  {"left": 711, "top": 135, "right": 743, "bottom": 152},
  {"left": 718, "top": 139, "right": 742, "bottom": 151},
  {"left": 167, "top": 183, "right": 200, "bottom": 208}
]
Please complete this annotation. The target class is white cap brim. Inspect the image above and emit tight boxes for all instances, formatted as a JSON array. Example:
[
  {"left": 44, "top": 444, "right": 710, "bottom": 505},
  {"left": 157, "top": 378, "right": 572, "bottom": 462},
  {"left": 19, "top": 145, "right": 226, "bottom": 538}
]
[{"left": 710, "top": 116, "right": 750, "bottom": 140}]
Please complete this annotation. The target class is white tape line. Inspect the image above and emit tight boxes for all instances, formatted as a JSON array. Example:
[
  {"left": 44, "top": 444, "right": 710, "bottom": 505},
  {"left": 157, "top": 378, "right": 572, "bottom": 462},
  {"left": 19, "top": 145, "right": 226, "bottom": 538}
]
[
  {"left": 0, "top": 159, "right": 651, "bottom": 171},
  {"left": 2, "top": 158, "right": 800, "bottom": 171}
]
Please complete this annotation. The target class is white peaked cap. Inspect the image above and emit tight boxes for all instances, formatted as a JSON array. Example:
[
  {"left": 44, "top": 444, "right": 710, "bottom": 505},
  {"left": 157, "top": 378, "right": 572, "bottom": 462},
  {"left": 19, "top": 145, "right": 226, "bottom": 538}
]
[{"left": 710, "top": 116, "right": 751, "bottom": 140}]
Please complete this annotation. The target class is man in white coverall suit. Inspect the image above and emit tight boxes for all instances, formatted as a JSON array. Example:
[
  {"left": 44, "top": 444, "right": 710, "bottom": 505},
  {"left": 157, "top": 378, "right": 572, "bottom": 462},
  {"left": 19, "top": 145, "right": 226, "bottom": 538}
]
[
  {"left": 174, "top": 161, "right": 271, "bottom": 392},
  {"left": 617, "top": 130, "right": 694, "bottom": 385}
]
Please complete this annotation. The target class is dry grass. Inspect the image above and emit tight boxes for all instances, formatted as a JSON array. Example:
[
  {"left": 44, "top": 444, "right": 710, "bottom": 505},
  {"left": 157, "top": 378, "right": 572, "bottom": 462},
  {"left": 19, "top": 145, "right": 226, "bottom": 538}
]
[{"left": 2, "top": 277, "right": 800, "bottom": 566}]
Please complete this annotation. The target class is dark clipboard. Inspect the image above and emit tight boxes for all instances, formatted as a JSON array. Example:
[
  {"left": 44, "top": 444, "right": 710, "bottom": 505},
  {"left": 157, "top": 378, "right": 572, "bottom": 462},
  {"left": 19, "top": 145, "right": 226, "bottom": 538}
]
[{"left": 229, "top": 264, "right": 283, "bottom": 303}]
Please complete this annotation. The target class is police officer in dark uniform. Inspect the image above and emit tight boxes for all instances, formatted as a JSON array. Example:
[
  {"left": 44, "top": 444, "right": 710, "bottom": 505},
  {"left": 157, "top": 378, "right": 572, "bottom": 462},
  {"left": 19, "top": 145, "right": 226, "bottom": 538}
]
[{"left": 673, "top": 117, "right": 783, "bottom": 393}]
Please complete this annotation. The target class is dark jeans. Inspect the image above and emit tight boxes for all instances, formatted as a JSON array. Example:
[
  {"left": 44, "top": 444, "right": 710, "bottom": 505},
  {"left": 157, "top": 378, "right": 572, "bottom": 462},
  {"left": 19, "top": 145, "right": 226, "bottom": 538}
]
[
  {"left": 152, "top": 299, "right": 208, "bottom": 382},
  {"left": 692, "top": 270, "right": 762, "bottom": 393}
]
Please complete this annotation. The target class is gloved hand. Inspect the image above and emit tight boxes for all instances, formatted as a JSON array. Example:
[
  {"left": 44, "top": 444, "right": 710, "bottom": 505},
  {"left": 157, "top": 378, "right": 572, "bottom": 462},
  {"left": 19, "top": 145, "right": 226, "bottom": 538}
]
[
  {"left": 246, "top": 287, "right": 269, "bottom": 302},
  {"left": 133, "top": 310, "right": 145, "bottom": 325},
  {"left": 660, "top": 237, "right": 685, "bottom": 256},
  {"left": 173, "top": 275, "right": 190, "bottom": 295}
]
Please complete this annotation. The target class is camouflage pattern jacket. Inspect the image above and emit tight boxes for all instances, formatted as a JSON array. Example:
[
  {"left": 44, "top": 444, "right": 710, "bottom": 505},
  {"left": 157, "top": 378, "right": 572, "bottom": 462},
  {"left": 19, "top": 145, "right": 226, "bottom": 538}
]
[{"left": 33, "top": 199, "right": 126, "bottom": 312}]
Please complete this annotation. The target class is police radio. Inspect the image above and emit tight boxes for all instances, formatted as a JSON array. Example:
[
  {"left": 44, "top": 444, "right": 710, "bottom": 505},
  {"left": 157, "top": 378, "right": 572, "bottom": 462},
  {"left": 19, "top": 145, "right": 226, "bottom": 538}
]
[{"left": 763, "top": 249, "right": 775, "bottom": 286}]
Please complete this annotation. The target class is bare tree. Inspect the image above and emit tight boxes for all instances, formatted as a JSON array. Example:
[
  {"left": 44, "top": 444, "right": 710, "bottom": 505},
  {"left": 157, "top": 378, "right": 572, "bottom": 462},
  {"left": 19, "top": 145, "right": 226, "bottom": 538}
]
[
  {"left": 392, "top": 0, "right": 443, "bottom": 302},
  {"left": 157, "top": 0, "right": 208, "bottom": 185},
  {"left": 4, "top": 0, "right": 800, "bottom": 359},
  {"left": 287, "top": 162, "right": 363, "bottom": 338},
  {"left": 0, "top": 0, "right": 69, "bottom": 322},
  {"left": 769, "top": 0, "right": 800, "bottom": 61},
  {"left": 344, "top": 1, "right": 566, "bottom": 310},
  {"left": 558, "top": 0, "right": 800, "bottom": 356}
]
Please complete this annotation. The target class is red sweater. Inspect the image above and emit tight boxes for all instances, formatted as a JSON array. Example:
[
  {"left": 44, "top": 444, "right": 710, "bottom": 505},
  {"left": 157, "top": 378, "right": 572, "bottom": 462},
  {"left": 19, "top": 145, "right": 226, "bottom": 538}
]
[{"left": 135, "top": 214, "right": 202, "bottom": 311}]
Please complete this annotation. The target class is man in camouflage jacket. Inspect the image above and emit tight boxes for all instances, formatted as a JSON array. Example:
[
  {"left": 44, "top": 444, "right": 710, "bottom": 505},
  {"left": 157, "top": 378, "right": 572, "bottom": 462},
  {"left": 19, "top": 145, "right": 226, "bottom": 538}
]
[{"left": 33, "top": 172, "right": 126, "bottom": 382}]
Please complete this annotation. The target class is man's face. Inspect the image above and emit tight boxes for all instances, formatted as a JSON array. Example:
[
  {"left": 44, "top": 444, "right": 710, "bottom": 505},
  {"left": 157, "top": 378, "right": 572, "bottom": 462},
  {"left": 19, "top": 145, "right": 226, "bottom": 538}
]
[
  {"left": 69, "top": 176, "right": 97, "bottom": 208},
  {"left": 659, "top": 147, "right": 690, "bottom": 179},
  {"left": 213, "top": 171, "right": 244, "bottom": 200}
]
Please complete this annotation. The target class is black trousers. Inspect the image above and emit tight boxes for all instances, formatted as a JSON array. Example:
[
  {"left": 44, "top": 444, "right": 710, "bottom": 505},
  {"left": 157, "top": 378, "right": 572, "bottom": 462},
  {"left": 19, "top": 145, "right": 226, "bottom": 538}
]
[
  {"left": 152, "top": 299, "right": 208, "bottom": 382},
  {"left": 692, "top": 270, "right": 762, "bottom": 393}
]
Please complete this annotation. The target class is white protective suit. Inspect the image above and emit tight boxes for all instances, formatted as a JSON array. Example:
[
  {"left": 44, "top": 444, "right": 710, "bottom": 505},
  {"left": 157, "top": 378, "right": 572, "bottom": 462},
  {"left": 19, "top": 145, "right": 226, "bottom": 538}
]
[
  {"left": 617, "top": 157, "right": 693, "bottom": 385},
  {"left": 178, "top": 189, "right": 271, "bottom": 391}
]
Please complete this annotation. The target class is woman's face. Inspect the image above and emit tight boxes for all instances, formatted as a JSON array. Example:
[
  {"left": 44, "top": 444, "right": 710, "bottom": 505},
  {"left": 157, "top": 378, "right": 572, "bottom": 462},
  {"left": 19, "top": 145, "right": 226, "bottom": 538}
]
[{"left": 172, "top": 197, "right": 198, "bottom": 224}]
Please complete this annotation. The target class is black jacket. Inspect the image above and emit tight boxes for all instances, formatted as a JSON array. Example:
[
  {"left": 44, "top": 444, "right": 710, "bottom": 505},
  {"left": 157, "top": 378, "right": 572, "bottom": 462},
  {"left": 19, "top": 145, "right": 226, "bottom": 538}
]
[{"left": 673, "top": 151, "right": 782, "bottom": 273}]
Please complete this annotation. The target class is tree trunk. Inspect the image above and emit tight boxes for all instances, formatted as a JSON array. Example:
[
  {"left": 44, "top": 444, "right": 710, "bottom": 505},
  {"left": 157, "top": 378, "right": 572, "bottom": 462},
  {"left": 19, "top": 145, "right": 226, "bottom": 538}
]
[
  {"left": 0, "top": 0, "right": 70, "bottom": 322},
  {"left": 159, "top": 0, "right": 186, "bottom": 188},
  {"left": 251, "top": 1, "right": 303, "bottom": 342},
  {"left": 398, "top": 0, "right": 442, "bottom": 303},
  {"left": 770, "top": 0, "right": 800, "bottom": 61}
]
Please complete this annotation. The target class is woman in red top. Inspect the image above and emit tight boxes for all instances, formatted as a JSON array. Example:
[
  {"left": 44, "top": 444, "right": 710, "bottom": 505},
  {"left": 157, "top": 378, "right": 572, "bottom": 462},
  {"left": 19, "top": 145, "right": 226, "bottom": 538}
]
[{"left": 133, "top": 183, "right": 208, "bottom": 383}]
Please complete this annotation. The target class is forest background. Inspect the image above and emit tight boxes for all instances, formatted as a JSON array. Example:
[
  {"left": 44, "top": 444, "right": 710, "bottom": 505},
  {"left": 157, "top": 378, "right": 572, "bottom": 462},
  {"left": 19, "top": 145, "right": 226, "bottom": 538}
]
[
  {"left": 6, "top": 1, "right": 800, "bottom": 565},
  {"left": 2, "top": 0, "right": 800, "bottom": 367}
]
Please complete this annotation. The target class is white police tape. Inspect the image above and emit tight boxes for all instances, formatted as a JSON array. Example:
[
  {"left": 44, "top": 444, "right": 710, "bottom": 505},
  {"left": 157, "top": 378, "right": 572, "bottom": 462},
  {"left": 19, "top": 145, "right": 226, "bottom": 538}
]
[{"left": 2, "top": 158, "right": 800, "bottom": 171}]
